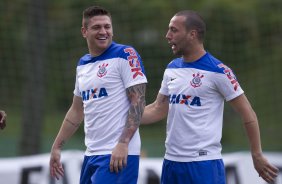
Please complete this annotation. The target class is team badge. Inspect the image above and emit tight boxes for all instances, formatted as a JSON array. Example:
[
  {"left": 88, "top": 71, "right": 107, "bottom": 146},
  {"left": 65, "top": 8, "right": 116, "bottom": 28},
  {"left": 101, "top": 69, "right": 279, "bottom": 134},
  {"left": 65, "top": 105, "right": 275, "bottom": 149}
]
[
  {"left": 190, "top": 72, "right": 204, "bottom": 88},
  {"left": 97, "top": 63, "right": 108, "bottom": 78}
]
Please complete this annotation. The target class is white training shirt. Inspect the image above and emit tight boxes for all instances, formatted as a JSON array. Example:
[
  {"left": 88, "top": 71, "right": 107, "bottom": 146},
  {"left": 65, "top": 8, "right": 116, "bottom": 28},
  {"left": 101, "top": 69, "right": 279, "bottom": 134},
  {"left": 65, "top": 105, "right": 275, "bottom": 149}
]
[
  {"left": 159, "top": 52, "right": 244, "bottom": 162},
  {"left": 73, "top": 42, "right": 147, "bottom": 156}
]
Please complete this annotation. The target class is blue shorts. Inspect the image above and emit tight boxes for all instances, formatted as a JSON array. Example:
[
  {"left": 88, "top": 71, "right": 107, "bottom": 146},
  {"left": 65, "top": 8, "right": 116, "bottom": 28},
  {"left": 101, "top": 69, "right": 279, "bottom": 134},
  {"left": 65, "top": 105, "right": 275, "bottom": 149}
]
[
  {"left": 161, "top": 159, "right": 226, "bottom": 184},
  {"left": 80, "top": 154, "right": 139, "bottom": 184}
]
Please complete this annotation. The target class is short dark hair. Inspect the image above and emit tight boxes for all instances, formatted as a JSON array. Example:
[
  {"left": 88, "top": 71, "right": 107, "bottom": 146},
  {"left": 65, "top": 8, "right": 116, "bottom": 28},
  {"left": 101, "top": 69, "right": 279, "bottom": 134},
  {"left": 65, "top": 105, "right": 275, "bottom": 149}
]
[
  {"left": 175, "top": 10, "right": 206, "bottom": 42},
  {"left": 82, "top": 6, "right": 111, "bottom": 28}
]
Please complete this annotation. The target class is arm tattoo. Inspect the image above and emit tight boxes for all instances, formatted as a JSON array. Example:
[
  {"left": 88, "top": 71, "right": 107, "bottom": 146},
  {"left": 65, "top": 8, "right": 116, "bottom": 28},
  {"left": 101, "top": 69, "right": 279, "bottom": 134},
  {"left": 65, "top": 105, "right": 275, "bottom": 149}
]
[
  {"left": 58, "top": 140, "right": 65, "bottom": 149},
  {"left": 119, "top": 83, "right": 146, "bottom": 144},
  {"left": 65, "top": 118, "right": 80, "bottom": 128}
]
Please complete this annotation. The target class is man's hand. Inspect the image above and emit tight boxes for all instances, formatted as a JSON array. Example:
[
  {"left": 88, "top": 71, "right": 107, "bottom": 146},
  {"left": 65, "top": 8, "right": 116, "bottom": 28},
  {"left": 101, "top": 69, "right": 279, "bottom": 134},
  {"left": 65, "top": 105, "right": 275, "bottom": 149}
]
[
  {"left": 110, "top": 143, "right": 128, "bottom": 173},
  {"left": 252, "top": 152, "right": 279, "bottom": 183},
  {"left": 49, "top": 148, "right": 64, "bottom": 180},
  {"left": 0, "top": 110, "right": 7, "bottom": 130}
]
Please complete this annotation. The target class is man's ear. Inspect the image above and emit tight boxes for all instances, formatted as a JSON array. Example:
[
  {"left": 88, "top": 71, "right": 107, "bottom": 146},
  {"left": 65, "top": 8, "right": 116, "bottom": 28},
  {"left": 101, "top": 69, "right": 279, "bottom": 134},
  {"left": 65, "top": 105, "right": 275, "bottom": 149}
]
[
  {"left": 81, "top": 27, "right": 87, "bottom": 38},
  {"left": 189, "top": 30, "right": 197, "bottom": 40}
]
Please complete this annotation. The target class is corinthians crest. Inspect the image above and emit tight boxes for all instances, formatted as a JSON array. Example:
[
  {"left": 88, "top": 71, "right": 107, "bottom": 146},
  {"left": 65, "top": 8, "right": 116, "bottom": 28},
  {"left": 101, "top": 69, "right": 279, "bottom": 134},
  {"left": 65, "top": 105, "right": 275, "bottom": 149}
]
[
  {"left": 190, "top": 72, "right": 204, "bottom": 88},
  {"left": 97, "top": 63, "right": 108, "bottom": 78}
]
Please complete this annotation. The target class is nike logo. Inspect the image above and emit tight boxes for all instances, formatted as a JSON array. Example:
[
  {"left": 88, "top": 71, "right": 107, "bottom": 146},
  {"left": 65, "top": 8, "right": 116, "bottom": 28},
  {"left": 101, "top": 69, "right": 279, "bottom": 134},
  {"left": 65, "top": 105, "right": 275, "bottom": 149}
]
[{"left": 170, "top": 78, "right": 176, "bottom": 81}]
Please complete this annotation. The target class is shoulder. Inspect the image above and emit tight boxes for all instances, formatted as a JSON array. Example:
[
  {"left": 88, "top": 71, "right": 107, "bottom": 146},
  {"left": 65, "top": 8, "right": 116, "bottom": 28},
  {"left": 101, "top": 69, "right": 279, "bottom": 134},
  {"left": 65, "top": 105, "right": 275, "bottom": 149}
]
[
  {"left": 166, "top": 58, "right": 183, "bottom": 69},
  {"left": 193, "top": 52, "right": 230, "bottom": 74},
  {"left": 112, "top": 42, "right": 141, "bottom": 59},
  {"left": 77, "top": 54, "right": 92, "bottom": 66},
  {"left": 76, "top": 42, "right": 140, "bottom": 66},
  {"left": 107, "top": 42, "right": 141, "bottom": 62},
  {"left": 165, "top": 53, "right": 227, "bottom": 73},
  {"left": 203, "top": 53, "right": 226, "bottom": 73}
]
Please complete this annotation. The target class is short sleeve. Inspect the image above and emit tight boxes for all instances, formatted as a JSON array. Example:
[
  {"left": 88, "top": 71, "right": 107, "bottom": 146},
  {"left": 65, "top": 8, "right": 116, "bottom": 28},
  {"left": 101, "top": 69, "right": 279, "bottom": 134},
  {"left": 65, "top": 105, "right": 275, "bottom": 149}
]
[
  {"left": 159, "top": 69, "right": 169, "bottom": 96},
  {"left": 73, "top": 71, "right": 81, "bottom": 97},
  {"left": 214, "top": 67, "right": 244, "bottom": 101},
  {"left": 119, "top": 47, "right": 147, "bottom": 88}
]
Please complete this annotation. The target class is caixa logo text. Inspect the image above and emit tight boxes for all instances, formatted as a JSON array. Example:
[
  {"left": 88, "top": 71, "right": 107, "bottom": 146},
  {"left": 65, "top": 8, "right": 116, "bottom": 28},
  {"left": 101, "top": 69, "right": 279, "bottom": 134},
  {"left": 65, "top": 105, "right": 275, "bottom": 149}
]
[
  {"left": 169, "top": 94, "right": 201, "bottom": 106},
  {"left": 81, "top": 88, "right": 108, "bottom": 101}
]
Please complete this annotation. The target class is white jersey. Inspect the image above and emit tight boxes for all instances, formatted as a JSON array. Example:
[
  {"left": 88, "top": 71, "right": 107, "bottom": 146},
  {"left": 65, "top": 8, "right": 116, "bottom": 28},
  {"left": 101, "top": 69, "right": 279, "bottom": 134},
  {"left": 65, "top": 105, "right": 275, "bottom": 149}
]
[
  {"left": 159, "top": 52, "right": 244, "bottom": 162},
  {"left": 74, "top": 42, "right": 147, "bottom": 156}
]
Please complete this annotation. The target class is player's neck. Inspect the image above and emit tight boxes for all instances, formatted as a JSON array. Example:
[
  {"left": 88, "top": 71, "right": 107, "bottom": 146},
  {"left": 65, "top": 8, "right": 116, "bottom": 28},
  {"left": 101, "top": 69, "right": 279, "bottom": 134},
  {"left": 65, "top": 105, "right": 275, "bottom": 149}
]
[
  {"left": 88, "top": 44, "right": 110, "bottom": 57},
  {"left": 89, "top": 49, "right": 104, "bottom": 57},
  {"left": 182, "top": 47, "right": 206, "bottom": 63}
]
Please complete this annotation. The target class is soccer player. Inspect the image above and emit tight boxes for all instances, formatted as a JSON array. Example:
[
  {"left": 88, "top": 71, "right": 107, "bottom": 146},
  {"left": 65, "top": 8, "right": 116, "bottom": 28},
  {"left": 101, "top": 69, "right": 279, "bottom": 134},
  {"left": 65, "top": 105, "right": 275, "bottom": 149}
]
[
  {"left": 49, "top": 6, "right": 147, "bottom": 184},
  {"left": 0, "top": 110, "right": 7, "bottom": 130},
  {"left": 141, "top": 10, "right": 278, "bottom": 184}
]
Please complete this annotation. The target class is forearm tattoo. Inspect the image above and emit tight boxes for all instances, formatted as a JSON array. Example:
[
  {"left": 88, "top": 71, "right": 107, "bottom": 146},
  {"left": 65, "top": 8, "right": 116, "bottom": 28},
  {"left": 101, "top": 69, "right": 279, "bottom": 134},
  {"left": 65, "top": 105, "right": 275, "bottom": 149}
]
[
  {"left": 58, "top": 140, "right": 65, "bottom": 149},
  {"left": 65, "top": 118, "right": 80, "bottom": 128},
  {"left": 119, "top": 83, "right": 146, "bottom": 144}
]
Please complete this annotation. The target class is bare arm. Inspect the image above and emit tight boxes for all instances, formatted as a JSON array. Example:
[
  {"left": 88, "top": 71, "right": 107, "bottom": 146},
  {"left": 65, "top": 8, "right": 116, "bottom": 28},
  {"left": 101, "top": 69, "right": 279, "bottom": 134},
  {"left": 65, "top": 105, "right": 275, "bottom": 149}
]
[
  {"left": 0, "top": 110, "right": 7, "bottom": 130},
  {"left": 229, "top": 94, "right": 278, "bottom": 183},
  {"left": 51, "top": 95, "right": 84, "bottom": 150},
  {"left": 110, "top": 83, "right": 146, "bottom": 173},
  {"left": 50, "top": 95, "right": 84, "bottom": 179},
  {"left": 141, "top": 93, "right": 169, "bottom": 124}
]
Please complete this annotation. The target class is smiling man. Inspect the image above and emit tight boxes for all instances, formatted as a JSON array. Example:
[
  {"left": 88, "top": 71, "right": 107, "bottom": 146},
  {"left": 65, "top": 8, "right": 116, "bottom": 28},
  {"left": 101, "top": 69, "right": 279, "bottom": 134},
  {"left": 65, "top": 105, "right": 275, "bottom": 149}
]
[{"left": 49, "top": 6, "right": 147, "bottom": 184}]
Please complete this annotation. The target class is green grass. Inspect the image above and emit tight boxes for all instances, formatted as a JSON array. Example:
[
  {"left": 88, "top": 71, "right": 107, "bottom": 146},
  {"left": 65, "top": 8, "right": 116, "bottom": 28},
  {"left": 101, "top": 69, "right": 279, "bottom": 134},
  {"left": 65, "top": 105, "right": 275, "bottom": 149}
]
[{"left": 140, "top": 122, "right": 166, "bottom": 157}]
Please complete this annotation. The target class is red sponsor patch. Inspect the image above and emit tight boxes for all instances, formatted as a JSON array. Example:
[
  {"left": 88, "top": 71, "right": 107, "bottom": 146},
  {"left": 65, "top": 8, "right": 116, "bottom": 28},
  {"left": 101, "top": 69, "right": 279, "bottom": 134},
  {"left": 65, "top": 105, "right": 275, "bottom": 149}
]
[{"left": 124, "top": 48, "right": 144, "bottom": 79}]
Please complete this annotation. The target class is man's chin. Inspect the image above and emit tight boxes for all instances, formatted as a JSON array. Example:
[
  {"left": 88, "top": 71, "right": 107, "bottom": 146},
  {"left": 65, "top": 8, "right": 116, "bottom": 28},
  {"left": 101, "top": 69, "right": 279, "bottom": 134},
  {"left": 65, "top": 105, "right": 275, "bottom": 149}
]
[{"left": 98, "top": 42, "right": 111, "bottom": 49}]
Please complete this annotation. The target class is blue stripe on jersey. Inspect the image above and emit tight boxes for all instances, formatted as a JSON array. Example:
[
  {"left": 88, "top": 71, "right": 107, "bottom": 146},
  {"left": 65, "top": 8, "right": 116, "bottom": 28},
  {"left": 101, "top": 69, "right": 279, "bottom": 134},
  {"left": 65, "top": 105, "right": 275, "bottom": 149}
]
[
  {"left": 77, "top": 42, "right": 146, "bottom": 75},
  {"left": 167, "top": 52, "right": 225, "bottom": 74}
]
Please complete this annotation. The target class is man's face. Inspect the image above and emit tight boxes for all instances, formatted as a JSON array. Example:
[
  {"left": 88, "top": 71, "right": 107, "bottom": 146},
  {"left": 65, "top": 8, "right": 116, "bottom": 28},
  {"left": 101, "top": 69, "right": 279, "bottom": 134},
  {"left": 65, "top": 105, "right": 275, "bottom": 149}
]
[
  {"left": 165, "top": 15, "right": 193, "bottom": 56},
  {"left": 81, "top": 15, "right": 113, "bottom": 55}
]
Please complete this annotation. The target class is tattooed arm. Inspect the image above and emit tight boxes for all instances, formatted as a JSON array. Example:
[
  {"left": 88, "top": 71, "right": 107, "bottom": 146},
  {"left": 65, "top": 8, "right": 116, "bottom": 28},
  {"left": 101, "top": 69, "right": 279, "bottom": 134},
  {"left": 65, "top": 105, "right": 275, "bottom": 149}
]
[
  {"left": 141, "top": 93, "right": 169, "bottom": 124},
  {"left": 110, "top": 83, "right": 146, "bottom": 173},
  {"left": 50, "top": 95, "right": 84, "bottom": 179}
]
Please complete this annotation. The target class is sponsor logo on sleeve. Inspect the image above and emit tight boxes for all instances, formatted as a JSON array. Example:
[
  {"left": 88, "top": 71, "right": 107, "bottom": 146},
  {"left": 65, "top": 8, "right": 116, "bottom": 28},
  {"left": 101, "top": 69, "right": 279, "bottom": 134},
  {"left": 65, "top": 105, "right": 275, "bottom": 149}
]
[
  {"left": 124, "top": 48, "right": 144, "bottom": 79},
  {"left": 218, "top": 63, "right": 239, "bottom": 91}
]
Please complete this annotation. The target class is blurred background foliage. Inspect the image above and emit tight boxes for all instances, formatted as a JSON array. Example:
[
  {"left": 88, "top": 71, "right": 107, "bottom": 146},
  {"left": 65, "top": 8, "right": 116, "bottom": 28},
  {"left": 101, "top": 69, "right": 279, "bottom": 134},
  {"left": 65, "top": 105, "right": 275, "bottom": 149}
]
[{"left": 0, "top": 0, "right": 281, "bottom": 157}]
